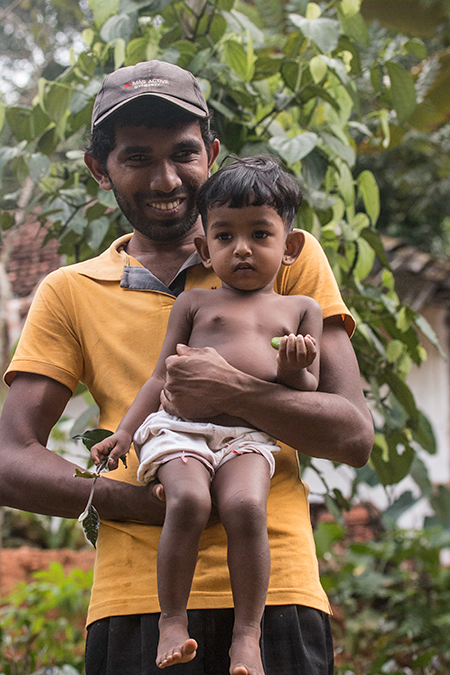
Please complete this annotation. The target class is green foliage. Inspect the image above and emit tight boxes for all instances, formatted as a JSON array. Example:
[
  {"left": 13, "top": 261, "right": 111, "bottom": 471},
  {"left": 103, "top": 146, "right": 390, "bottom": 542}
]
[
  {"left": 0, "top": 0, "right": 445, "bottom": 518},
  {"left": 0, "top": 562, "right": 92, "bottom": 675},
  {"left": 316, "top": 522, "right": 450, "bottom": 674}
]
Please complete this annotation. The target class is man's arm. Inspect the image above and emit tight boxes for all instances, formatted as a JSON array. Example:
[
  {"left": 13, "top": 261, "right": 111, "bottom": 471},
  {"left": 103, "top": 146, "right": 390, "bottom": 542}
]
[
  {"left": 0, "top": 373, "right": 166, "bottom": 523},
  {"left": 161, "top": 316, "right": 373, "bottom": 468}
]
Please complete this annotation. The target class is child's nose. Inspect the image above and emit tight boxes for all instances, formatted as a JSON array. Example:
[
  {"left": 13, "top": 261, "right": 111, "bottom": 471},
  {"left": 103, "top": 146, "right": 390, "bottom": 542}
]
[{"left": 233, "top": 238, "right": 252, "bottom": 257}]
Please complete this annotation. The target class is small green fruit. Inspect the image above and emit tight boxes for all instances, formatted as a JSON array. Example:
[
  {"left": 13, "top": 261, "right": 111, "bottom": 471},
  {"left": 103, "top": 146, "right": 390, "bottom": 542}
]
[{"left": 271, "top": 337, "right": 283, "bottom": 350}]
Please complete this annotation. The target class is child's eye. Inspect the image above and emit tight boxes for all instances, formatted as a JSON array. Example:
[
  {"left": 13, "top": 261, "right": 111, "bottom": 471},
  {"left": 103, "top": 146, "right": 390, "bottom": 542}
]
[
  {"left": 253, "top": 230, "right": 269, "bottom": 239},
  {"left": 216, "top": 232, "right": 232, "bottom": 241}
]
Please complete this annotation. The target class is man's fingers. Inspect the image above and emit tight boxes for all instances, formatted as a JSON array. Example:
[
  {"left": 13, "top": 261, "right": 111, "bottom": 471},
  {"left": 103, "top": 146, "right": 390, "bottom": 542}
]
[{"left": 152, "top": 483, "right": 166, "bottom": 502}]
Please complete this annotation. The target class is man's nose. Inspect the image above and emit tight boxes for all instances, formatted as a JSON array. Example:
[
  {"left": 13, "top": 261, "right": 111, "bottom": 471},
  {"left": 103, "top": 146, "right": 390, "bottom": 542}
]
[{"left": 149, "top": 161, "right": 183, "bottom": 193}]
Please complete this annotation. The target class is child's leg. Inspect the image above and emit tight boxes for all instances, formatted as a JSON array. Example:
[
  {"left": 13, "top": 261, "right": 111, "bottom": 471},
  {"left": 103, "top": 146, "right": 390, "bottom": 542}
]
[
  {"left": 156, "top": 457, "right": 212, "bottom": 669},
  {"left": 211, "top": 453, "right": 271, "bottom": 675}
]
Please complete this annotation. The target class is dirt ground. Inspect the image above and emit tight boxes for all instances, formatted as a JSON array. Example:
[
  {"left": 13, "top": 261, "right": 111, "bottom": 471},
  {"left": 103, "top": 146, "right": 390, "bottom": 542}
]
[{"left": 0, "top": 546, "right": 95, "bottom": 596}]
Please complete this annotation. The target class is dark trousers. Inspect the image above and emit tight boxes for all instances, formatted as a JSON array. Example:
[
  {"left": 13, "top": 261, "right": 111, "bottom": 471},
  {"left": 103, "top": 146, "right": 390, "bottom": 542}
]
[{"left": 85, "top": 605, "right": 334, "bottom": 674}]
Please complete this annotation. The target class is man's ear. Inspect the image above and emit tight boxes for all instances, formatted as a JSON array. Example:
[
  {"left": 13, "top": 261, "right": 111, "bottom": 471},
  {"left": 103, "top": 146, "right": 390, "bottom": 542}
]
[
  {"left": 208, "top": 139, "right": 220, "bottom": 171},
  {"left": 282, "top": 229, "right": 305, "bottom": 266},
  {"left": 84, "top": 153, "right": 112, "bottom": 191},
  {"left": 194, "top": 235, "right": 213, "bottom": 269}
]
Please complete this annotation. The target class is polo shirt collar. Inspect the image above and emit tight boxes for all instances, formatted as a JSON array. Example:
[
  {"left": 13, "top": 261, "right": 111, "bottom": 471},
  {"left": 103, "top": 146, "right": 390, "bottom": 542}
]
[{"left": 77, "top": 233, "right": 202, "bottom": 296}]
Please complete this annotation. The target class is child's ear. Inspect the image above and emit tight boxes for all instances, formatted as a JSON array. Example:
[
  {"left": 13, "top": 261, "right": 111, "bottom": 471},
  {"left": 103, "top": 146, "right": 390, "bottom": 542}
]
[
  {"left": 194, "top": 236, "right": 213, "bottom": 269},
  {"left": 282, "top": 229, "right": 305, "bottom": 266}
]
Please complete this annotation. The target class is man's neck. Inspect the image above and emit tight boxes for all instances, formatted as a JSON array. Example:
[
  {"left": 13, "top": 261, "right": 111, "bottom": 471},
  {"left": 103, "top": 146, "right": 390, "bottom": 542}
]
[{"left": 125, "top": 227, "right": 202, "bottom": 287}]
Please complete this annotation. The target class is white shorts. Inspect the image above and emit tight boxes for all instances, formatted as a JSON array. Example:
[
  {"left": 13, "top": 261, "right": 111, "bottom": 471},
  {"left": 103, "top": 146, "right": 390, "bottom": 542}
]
[{"left": 134, "top": 410, "right": 280, "bottom": 484}]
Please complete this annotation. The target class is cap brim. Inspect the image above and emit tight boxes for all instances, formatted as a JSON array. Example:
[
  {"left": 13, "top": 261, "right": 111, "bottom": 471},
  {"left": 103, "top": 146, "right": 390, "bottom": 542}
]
[{"left": 92, "top": 91, "right": 208, "bottom": 130}]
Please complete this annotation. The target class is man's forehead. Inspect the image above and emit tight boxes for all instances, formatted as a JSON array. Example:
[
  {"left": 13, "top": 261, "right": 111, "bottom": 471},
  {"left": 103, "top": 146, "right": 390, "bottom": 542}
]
[
  {"left": 113, "top": 120, "right": 205, "bottom": 149},
  {"left": 115, "top": 118, "right": 202, "bottom": 137}
]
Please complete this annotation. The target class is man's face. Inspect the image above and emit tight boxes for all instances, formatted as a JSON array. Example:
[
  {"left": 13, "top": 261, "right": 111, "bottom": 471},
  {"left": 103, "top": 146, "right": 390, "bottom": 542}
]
[{"left": 104, "top": 120, "right": 214, "bottom": 242}]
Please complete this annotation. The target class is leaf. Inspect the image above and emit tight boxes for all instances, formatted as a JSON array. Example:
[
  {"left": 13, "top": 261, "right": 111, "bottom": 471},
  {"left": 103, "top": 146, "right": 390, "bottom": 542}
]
[
  {"left": 73, "top": 468, "right": 97, "bottom": 479},
  {"left": 289, "top": 14, "right": 340, "bottom": 53},
  {"left": 386, "top": 339, "right": 404, "bottom": 363},
  {"left": 5, "top": 107, "right": 32, "bottom": 142},
  {"left": 338, "top": 8, "right": 370, "bottom": 47},
  {"left": 386, "top": 61, "right": 417, "bottom": 125},
  {"left": 27, "top": 153, "right": 52, "bottom": 183},
  {"left": 100, "top": 13, "right": 138, "bottom": 43},
  {"left": 88, "top": 0, "right": 119, "bottom": 28},
  {"left": 384, "top": 370, "right": 419, "bottom": 423},
  {"left": 353, "top": 237, "right": 375, "bottom": 280},
  {"left": 43, "top": 83, "right": 72, "bottom": 124},
  {"left": 269, "top": 132, "right": 318, "bottom": 164},
  {"left": 79, "top": 504, "right": 100, "bottom": 548},
  {"left": 322, "top": 132, "right": 355, "bottom": 166},
  {"left": 335, "top": 161, "right": 355, "bottom": 205},
  {"left": 70, "top": 404, "right": 100, "bottom": 439},
  {"left": 222, "top": 39, "right": 255, "bottom": 82},
  {"left": 0, "top": 146, "right": 21, "bottom": 178},
  {"left": 370, "top": 434, "right": 415, "bottom": 485},
  {"left": 314, "top": 521, "right": 344, "bottom": 559},
  {"left": 382, "top": 490, "right": 417, "bottom": 526},
  {"left": 73, "top": 428, "right": 114, "bottom": 451},
  {"left": 1, "top": 211, "right": 15, "bottom": 231},
  {"left": 411, "top": 410, "right": 437, "bottom": 455},
  {"left": 413, "top": 313, "right": 446, "bottom": 360},
  {"left": 357, "top": 170, "right": 380, "bottom": 225},
  {"left": 360, "top": 227, "right": 391, "bottom": 268},
  {"left": 309, "top": 55, "right": 327, "bottom": 83}
]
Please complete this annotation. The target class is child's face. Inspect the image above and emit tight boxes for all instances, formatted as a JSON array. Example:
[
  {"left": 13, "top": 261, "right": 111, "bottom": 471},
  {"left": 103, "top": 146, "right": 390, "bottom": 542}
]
[{"left": 199, "top": 203, "right": 295, "bottom": 292}]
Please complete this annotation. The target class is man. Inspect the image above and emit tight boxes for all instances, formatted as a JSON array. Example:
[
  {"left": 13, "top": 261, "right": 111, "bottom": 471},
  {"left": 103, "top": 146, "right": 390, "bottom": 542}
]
[{"left": 0, "top": 60, "right": 373, "bottom": 674}]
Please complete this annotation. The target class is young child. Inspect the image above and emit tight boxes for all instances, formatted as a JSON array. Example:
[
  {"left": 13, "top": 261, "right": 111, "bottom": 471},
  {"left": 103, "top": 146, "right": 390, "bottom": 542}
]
[{"left": 91, "top": 156, "right": 323, "bottom": 675}]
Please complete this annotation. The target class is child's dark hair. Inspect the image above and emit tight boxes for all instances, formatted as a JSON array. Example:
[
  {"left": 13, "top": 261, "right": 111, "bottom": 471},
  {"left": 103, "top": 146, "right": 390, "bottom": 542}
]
[{"left": 196, "top": 155, "right": 302, "bottom": 231}]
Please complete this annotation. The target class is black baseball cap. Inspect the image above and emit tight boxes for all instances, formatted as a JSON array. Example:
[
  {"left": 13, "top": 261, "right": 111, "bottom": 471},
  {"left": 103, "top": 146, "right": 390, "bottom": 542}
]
[{"left": 91, "top": 60, "right": 209, "bottom": 131}]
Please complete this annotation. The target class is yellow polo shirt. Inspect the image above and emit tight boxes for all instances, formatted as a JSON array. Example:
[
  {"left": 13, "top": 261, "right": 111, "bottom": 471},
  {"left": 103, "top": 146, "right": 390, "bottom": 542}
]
[{"left": 5, "top": 232, "right": 354, "bottom": 624}]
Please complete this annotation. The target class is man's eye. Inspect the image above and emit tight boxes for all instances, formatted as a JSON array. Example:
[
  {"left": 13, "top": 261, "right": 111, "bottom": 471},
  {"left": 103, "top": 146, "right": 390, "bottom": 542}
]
[
  {"left": 128, "top": 155, "right": 148, "bottom": 162},
  {"left": 174, "top": 150, "right": 197, "bottom": 161}
]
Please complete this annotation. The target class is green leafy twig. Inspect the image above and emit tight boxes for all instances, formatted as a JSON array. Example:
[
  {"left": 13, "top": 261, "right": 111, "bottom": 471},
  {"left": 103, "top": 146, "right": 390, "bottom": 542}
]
[
  {"left": 72, "top": 428, "right": 115, "bottom": 548},
  {"left": 75, "top": 457, "right": 108, "bottom": 547}
]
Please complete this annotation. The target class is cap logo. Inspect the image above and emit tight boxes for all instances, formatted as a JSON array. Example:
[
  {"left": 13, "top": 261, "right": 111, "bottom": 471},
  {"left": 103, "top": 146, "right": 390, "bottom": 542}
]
[{"left": 123, "top": 77, "right": 170, "bottom": 90}]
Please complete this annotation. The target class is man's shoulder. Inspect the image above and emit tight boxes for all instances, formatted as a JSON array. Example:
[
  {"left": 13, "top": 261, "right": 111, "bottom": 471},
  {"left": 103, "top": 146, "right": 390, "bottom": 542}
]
[{"left": 40, "top": 236, "right": 129, "bottom": 288}]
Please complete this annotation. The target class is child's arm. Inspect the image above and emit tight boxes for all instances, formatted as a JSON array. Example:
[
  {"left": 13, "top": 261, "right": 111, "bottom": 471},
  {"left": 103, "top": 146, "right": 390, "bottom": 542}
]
[
  {"left": 90, "top": 291, "right": 196, "bottom": 469},
  {"left": 276, "top": 297, "right": 323, "bottom": 391}
]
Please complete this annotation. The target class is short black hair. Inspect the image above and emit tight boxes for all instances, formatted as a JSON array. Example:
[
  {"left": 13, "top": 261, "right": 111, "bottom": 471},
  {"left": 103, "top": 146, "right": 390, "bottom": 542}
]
[
  {"left": 85, "top": 98, "right": 216, "bottom": 170},
  {"left": 197, "top": 155, "right": 302, "bottom": 232}
]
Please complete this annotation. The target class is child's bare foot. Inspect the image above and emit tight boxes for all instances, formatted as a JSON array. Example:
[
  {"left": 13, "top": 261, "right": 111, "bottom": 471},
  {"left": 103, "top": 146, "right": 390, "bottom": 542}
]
[
  {"left": 156, "top": 615, "right": 197, "bottom": 669},
  {"left": 229, "top": 626, "right": 265, "bottom": 675}
]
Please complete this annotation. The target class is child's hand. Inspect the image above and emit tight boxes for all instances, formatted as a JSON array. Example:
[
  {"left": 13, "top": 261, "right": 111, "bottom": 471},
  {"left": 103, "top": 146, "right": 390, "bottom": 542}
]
[
  {"left": 90, "top": 429, "right": 132, "bottom": 471},
  {"left": 277, "top": 333, "right": 317, "bottom": 371}
]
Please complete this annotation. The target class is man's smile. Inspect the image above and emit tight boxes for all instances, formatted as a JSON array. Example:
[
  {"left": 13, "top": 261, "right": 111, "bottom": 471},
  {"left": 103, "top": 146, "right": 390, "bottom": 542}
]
[{"left": 149, "top": 198, "right": 183, "bottom": 211}]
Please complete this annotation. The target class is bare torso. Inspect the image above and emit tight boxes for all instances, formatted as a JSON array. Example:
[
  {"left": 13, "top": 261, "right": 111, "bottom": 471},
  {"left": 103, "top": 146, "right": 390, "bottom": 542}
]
[{"left": 181, "top": 286, "right": 318, "bottom": 425}]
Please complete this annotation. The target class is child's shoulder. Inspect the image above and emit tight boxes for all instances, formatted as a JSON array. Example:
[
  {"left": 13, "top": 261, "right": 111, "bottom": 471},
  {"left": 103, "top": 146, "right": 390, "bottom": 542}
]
[
  {"left": 174, "top": 287, "right": 218, "bottom": 308},
  {"left": 279, "top": 292, "right": 321, "bottom": 311}
]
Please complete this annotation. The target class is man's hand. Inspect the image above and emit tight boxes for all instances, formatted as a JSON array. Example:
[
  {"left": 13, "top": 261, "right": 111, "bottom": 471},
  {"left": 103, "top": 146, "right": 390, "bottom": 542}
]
[
  {"left": 161, "top": 344, "right": 240, "bottom": 420},
  {"left": 0, "top": 373, "right": 167, "bottom": 525}
]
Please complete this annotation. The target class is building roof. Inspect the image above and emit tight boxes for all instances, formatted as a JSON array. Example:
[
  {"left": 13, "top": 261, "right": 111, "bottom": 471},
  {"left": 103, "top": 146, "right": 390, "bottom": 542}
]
[{"left": 372, "top": 236, "right": 450, "bottom": 310}]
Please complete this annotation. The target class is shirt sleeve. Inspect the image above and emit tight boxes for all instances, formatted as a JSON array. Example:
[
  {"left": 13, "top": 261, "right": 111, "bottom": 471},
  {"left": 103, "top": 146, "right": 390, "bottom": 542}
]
[
  {"left": 4, "top": 268, "right": 84, "bottom": 391},
  {"left": 275, "top": 231, "right": 355, "bottom": 337}
]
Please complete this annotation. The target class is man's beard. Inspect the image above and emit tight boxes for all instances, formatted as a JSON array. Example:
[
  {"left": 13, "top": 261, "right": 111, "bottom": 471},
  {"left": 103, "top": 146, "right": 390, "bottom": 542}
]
[{"left": 111, "top": 182, "right": 200, "bottom": 242}]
